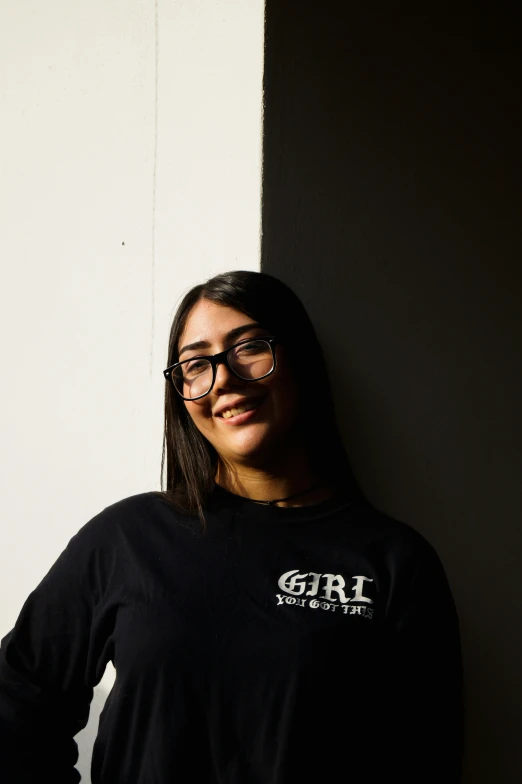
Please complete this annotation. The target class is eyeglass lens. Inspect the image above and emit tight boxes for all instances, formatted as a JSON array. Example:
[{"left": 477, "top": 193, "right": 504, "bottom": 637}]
[{"left": 172, "top": 340, "right": 274, "bottom": 399}]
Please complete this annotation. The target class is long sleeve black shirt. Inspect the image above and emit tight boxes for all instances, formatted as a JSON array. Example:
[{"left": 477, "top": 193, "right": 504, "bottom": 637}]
[{"left": 0, "top": 486, "right": 464, "bottom": 782}]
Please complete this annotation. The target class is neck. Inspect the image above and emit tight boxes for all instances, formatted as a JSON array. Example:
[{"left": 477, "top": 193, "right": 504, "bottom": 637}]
[{"left": 215, "top": 448, "right": 334, "bottom": 508}]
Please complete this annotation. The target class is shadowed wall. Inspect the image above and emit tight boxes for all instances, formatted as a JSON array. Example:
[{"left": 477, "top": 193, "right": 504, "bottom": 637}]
[{"left": 262, "top": 4, "right": 522, "bottom": 782}]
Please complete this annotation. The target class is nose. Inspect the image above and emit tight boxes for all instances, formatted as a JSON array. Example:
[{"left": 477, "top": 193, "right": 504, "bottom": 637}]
[{"left": 213, "top": 357, "right": 241, "bottom": 392}]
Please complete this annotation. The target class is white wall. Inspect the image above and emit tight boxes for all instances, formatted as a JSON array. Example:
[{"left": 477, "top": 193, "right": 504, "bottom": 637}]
[{"left": 0, "top": 1, "right": 265, "bottom": 780}]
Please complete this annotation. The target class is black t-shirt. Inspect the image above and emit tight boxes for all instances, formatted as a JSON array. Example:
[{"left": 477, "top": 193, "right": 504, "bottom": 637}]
[{"left": 0, "top": 486, "right": 464, "bottom": 783}]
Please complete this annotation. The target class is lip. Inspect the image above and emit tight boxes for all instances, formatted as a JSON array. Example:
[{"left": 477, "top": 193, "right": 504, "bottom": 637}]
[
  {"left": 214, "top": 396, "right": 265, "bottom": 418},
  {"left": 215, "top": 397, "right": 266, "bottom": 425}
]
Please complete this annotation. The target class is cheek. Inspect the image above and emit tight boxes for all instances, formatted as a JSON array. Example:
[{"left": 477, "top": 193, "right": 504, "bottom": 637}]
[
  {"left": 273, "top": 366, "right": 301, "bottom": 410},
  {"left": 185, "top": 401, "right": 212, "bottom": 431}
]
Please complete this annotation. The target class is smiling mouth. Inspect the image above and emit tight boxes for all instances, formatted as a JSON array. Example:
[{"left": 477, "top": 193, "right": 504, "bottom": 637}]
[{"left": 217, "top": 398, "right": 265, "bottom": 421}]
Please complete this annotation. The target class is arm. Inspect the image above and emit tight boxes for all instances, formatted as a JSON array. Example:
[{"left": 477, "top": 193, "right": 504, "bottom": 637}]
[
  {"left": 0, "top": 514, "right": 115, "bottom": 783},
  {"left": 385, "top": 534, "right": 465, "bottom": 783}
]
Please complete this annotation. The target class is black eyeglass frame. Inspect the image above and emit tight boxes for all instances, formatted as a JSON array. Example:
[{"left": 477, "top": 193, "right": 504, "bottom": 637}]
[{"left": 163, "top": 336, "right": 278, "bottom": 401}]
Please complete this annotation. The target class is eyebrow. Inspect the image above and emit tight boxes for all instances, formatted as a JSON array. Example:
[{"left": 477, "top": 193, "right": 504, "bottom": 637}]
[{"left": 178, "top": 322, "right": 266, "bottom": 357}]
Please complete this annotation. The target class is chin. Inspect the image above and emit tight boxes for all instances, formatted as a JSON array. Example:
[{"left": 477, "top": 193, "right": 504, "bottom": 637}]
[{"left": 226, "top": 432, "right": 288, "bottom": 464}]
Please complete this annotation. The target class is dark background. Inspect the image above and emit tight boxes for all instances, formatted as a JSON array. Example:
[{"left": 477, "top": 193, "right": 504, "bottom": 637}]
[{"left": 261, "top": 4, "right": 522, "bottom": 781}]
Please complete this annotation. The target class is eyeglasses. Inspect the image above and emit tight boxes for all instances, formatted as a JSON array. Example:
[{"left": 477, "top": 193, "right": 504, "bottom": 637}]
[{"left": 163, "top": 336, "right": 277, "bottom": 401}]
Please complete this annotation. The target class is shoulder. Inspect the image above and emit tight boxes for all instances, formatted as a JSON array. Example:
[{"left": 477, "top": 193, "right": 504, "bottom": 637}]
[
  {"left": 347, "top": 500, "right": 459, "bottom": 623},
  {"left": 69, "top": 491, "right": 198, "bottom": 551},
  {"left": 57, "top": 492, "right": 186, "bottom": 573},
  {"left": 352, "top": 497, "right": 447, "bottom": 576},
  {"left": 67, "top": 491, "right": 153, "bottom": 548}
]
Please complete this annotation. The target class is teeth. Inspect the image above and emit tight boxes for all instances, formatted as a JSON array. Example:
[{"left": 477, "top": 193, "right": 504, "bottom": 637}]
[{"left": 221, "top": 400, "right": 259, "bottom": 419}]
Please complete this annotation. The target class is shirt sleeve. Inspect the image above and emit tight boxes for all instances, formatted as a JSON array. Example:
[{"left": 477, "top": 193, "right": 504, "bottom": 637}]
[
  {"left": 384, "top": 532, "right": 465, "bottom": 783},
  {"left": 0, "top": 512, "right": 116, "bottom": 783}
]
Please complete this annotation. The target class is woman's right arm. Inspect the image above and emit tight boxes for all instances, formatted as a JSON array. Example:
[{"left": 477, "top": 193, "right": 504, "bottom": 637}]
[{"left": 0, "top": 512, "right": 115, "bottom": 783}]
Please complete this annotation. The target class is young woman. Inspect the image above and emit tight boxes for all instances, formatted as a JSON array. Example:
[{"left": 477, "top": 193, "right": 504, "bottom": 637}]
[{"left": 0, "top": 270, "right": 464, "bottom": 783}]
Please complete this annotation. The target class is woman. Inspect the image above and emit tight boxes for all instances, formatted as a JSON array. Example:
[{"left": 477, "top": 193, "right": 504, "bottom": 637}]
[{"left": 0, "top": 270, "right": 464, "bottom": 783}]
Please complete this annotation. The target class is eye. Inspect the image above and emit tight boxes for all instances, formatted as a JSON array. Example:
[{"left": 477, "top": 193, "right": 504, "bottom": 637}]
[
  {"left": 235, "top": 339, "right": 269, "bottom": 354},
  {"left": 184, "top": 359, "right": 210, "bottom": 376}
]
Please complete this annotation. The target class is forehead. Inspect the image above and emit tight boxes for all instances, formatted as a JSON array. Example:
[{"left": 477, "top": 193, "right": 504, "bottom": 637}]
[{"left": 178, "top": 299, "right": 257, "bottom": 349}]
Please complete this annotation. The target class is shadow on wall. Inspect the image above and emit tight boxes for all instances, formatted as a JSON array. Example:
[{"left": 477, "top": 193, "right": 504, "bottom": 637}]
[{"left": 262, "top": 3, "right": 522, "bottom": 783}]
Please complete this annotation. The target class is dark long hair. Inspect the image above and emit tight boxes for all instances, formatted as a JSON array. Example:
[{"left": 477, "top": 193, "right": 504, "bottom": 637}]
[{"left": 152, "top": 270, "right": 358, "bottom": 525}]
